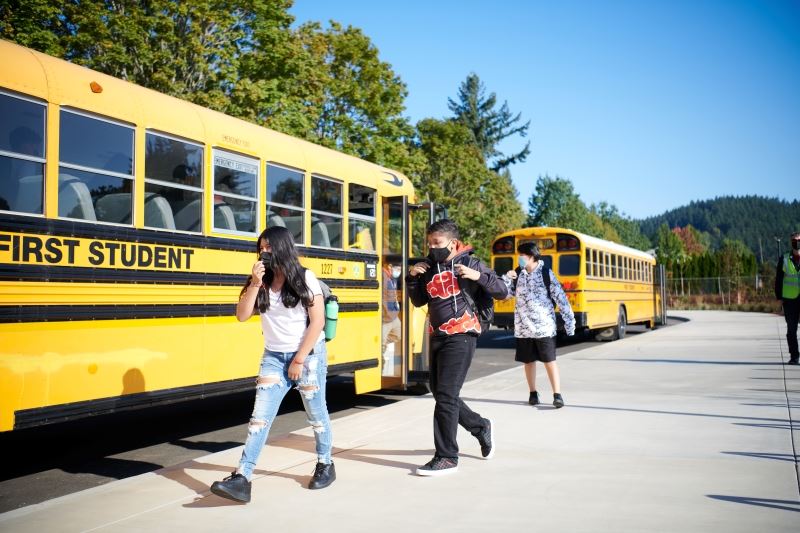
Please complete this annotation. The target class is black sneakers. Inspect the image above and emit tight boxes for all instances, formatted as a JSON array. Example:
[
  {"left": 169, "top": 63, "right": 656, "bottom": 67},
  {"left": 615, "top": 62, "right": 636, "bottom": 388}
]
[
  {"left": 788, "top": 359, "right": 799, "bottom": 366},
  {"left": 210, "top": 472, "right": 251, "bottom": 503},
  {"left": 528, "top": 391, "right": 540, "bottom": 405},
  {"left": 308, "top": 461, "right": 336, "bottom": 490},
  {"left": 553, "top": 393, "right": 565, "bottom": 408},
  {"left": 475, "top": 419, "right": 495, "bottom": 459},
  {"left": 416, "top": 456, "right": 458, "bottom": 476}
]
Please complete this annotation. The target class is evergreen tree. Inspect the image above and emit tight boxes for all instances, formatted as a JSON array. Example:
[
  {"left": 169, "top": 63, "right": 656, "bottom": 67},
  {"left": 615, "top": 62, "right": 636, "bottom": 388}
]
[
  {"left": 640, "top": 196, "right": 799, "bottom": 261},
  {"left": 447, "top": 73, "right": 530, "bottom": 172},
  {"left": 411, "top": 119, "right": 524, "bottom": 258}
]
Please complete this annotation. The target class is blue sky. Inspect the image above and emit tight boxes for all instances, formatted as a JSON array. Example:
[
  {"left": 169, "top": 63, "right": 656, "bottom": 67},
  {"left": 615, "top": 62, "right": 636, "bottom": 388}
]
[{"left": 290, "top": 0, "right": 800, "bottom": 219}]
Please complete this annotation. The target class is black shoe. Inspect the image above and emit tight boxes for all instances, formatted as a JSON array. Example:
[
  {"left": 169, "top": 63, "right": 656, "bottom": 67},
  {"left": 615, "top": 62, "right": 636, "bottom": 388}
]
[
  {"left": 553, "top": 393, "right": 565, "bottom": 409},
  {"left": 529, "top": 391, "right": 540, "bottom": 405},
  {"left": 789, "top": 359, "right": 799, "bottom": 366},
  {"left": 210, "top": 472, "right": 251, "bottom": 503},
  {"left": 308, "top": 461, "right": 336, "bottom": 490},
  {"left": 475, "top": 419, "right": 495, "bottom": 459},
  {"left": 415, "top": 456, "right": 458, "bottom": 477}
]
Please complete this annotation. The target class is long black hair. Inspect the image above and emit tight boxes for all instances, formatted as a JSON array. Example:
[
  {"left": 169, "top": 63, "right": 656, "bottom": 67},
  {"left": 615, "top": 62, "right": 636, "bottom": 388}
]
[{"left": 240, "top": 226, "right": 314, "bottom": 312}]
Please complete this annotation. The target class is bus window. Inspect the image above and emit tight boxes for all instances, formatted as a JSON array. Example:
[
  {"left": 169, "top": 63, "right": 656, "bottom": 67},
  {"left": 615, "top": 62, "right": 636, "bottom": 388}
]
[
  {"left": 266, "top": 163, "right": 304, "bottom": 243},
  {"left": 494, "top": 256, "right": 513, "bottom": 276},
  {"left": 585, "top": 250, "right": 592, "bottom": 278},
  {"left": 213, "top": 150, "right": 258, "bottom": 234},
  {"left": 145, "top": 132, "right": 203, "bottom": 232},
  {"left": 311, "top": 176, "right": 342, "bottom": 248},
  {"left": 0, "top": 92, "right": 46, "bottom": 215},
  {"left": 59, "top": 109, "right": 134, "bottom": 223},
  {"left": 604, "top": 253, "right": 610, "bottom": 278},
  {"left": 348, "top": 183, "right": 376, "bottom": 251},
  {"left": 559, "top": 254, "right": 580, "bottom": 276}
]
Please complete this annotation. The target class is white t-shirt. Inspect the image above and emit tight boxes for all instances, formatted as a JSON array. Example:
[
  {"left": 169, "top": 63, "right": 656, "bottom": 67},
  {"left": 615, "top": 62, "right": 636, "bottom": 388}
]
[{"left": 260, "top": 269, "right": 325, "bottom": 352}]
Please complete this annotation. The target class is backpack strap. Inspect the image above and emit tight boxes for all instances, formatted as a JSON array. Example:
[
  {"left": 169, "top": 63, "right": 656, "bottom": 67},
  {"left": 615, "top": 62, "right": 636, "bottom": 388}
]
[{"left": 541, "top": 266, "right": 557, "bottom": 310}]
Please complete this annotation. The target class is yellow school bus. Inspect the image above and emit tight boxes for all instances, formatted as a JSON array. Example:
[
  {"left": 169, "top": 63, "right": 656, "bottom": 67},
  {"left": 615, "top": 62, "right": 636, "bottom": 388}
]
[
  {"left": 491, "top": 227, "right": 658, "bottom": 338},
  {"left": 0, "top": 40, "right": 430, "bottom": 432}
]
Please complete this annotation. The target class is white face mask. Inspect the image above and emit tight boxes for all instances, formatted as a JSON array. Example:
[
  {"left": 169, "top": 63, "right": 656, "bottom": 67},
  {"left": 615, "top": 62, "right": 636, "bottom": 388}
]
[{"left": 392, "top": 267, "right": 402, "bottom": 278}]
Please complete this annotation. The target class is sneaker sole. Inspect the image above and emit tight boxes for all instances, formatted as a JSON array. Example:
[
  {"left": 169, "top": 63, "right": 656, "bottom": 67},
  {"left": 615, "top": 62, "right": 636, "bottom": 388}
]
[
  {"left": 415, "top": 465, "right": 458, "bottom": 477},
  {"left": 482, "top": 419, "right": 495, "bottom": 460}
]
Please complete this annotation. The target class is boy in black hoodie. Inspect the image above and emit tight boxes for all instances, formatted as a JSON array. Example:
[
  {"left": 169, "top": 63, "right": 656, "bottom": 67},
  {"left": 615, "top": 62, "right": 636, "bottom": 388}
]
[{"left": 406, "top": 219, "right": 509, "bottom": 476}]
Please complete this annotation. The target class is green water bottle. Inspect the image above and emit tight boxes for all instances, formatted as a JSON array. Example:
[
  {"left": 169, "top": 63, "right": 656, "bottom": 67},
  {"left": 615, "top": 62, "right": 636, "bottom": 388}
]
[{"left": 324, "top": 295, "right": 339, "bottom": 341}]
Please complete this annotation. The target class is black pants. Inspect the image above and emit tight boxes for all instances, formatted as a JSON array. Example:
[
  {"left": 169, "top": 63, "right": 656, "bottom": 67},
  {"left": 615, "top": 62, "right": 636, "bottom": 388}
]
[
  {"left": 784, "top": 298, "right": 800, "bottom": 360},
  {"left": 429, "top": 334, "right": 487, "bottom": 460}
]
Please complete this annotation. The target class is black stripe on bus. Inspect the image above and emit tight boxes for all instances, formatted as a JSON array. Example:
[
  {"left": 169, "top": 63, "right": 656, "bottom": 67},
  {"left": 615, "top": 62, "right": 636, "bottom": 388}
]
[
  {"left": 0, "top": 264, "right": 379, "bottom": 289},
  {"left": 0, "top": 302, "right": 378, "bottom": 323},
  {"left": 0, "top": 264, "right": 245, "bottom": 285},
  {"left": 13, "top": 357, "right": 380, "bottom": 430},
  {"left": 0, "top": 213, "right": 379, "bottom": 262}
]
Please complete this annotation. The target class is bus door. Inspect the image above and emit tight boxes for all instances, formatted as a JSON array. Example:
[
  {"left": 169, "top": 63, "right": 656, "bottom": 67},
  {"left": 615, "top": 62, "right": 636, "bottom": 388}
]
[{"left": 381, "top": 196, "right": 409, "bottom": 389}]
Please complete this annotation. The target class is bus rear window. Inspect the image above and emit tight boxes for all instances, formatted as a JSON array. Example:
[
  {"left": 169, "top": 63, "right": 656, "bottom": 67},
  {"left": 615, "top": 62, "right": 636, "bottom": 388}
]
[
  {"left": 559, "top": 254, "right": 580, "bottom": 276},
  {"left": 494, "top": 257, "right": 513, "bottom": 276}
]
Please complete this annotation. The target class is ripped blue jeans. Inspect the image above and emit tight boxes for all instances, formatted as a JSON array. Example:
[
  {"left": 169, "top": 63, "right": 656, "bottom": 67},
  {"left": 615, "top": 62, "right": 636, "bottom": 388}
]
[{"left": 237, "top": 339, "right": 332, "bottom": 480}]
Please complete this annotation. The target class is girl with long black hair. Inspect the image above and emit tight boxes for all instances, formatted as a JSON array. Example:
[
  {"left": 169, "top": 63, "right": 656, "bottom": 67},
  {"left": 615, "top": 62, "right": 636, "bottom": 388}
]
[{"left": 210, "top": 226, "right": 334, "bottom": 503}]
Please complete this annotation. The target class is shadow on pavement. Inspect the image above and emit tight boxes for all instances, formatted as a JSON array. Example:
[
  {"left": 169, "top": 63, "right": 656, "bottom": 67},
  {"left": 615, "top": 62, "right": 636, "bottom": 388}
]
[
  {"left": 720, "top": 451, "right": 798, "bottom": 463},
  {"left": 706, "top": 495, "right": 800, "bottom": 512}
]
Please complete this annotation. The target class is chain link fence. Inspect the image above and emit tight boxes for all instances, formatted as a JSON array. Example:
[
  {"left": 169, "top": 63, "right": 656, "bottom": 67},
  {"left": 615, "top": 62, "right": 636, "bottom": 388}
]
[{"left": 666, "top": 275, "right": 781, "bottom": 313}]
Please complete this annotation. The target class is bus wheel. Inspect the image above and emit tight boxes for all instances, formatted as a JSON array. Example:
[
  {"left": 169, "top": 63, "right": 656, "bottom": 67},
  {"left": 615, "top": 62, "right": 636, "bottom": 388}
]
[{"left": 614, "top": 307, "right": 627, "bottom": 340}]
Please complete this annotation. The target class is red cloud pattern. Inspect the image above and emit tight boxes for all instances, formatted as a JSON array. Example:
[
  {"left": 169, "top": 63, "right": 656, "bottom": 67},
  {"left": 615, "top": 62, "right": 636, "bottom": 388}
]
[
  {"left": 427, "top": 270, "right": 461, "bottom": 299},
  {"left": 438, "top": 311, "right": 482, "bottom": 335}
]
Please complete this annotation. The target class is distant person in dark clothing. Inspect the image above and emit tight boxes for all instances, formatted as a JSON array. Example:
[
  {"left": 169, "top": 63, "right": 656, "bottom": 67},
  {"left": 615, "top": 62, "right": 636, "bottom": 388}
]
[
  {"left": 775, "top": 231, "right": 800, "bottom": 365},
  {"left": 406, "top": 219, "right": 508, "bottom": 476}
]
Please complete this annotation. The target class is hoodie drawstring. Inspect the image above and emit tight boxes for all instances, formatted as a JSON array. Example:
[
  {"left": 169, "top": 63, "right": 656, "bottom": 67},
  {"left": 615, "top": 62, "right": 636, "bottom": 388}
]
[{"left": 436, "top": 261, "right": 458, "bottom": 315}]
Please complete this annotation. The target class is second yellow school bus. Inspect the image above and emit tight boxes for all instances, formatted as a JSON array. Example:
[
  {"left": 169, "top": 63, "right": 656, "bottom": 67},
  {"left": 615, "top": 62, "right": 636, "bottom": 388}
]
[{"left": 491, "top": 227, "right": 658, "bottom": 338}]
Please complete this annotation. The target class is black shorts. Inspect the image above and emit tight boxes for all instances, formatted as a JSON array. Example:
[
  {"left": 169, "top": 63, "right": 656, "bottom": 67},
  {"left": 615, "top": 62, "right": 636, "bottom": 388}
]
[{"left": 515, "top": 336, "right": 557, "bottom": 363}]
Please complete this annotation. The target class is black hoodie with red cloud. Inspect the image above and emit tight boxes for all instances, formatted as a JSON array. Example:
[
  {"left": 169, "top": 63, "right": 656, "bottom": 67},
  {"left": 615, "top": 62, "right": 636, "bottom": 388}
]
[{"left": 406, "top": 242, "right": 508, "bottom": 337}]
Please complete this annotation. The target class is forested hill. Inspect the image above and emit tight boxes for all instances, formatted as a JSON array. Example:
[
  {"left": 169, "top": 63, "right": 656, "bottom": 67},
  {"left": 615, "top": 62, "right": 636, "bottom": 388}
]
[{"left": 640, "top": 196, "right": 799, "bottom": 260}]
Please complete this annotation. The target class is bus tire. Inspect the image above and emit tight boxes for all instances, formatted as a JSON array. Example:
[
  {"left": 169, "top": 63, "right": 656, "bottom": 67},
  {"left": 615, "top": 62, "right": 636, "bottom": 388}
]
[{"left": 614, "top": 307, "right": 627, "bottom": 340}]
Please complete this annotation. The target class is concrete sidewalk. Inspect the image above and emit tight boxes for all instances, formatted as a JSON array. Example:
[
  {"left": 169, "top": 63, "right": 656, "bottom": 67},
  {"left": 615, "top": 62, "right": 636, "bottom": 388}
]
[{"left": 1, "top": 311, "right": 798, "bottom": 532}]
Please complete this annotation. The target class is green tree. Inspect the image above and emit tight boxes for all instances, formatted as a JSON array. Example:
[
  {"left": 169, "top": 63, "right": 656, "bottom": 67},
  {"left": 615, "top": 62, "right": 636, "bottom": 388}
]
[
  {"left": 412, "top": 119, "right": 524, "bottom": 258},
  {"left": 526, "top": 175, "right": 603, "bottom": 236},
  {"left": 656, "top": 223, "right": 686, "bottom": 273},
  {"left": 0, "top": 0, "right": 295, "bottom": 113},
  {"left": 287, "top": 21, "right": 418, "bottom": 170},
  {"left": 590, "top": 202, "right": 651, "bottom": 250},
  {"left": 447, "top": 73, "right": 530, "bottom": 172}
]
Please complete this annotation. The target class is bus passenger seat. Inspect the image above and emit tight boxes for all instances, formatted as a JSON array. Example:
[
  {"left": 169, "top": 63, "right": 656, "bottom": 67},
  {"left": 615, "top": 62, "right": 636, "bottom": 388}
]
[
  {"left": 311, "top": 220, "right": 330, "bottom": 247},
  {"left": 174, "top": 199, "right": 201, "bottom": 232},
  {"left": 96, "top": 193, "right": 132, "bottom": 224},
  {"left": 268, "top": 214, "right": 286, "bottom": 228},
  {"left": 58, "top": 177, "right": 97, "bottom": 221},
  {"left": 214, "top": 204, "right": 237, "bottom": 231},
  {"left": 145, "top": 194, "right": 176, "bottom": 230}
]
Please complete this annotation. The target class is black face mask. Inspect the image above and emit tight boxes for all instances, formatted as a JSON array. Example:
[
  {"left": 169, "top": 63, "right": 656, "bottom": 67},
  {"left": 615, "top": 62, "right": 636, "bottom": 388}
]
[{"left": 427, "top": 245, "right": 451, "bottom": 264}]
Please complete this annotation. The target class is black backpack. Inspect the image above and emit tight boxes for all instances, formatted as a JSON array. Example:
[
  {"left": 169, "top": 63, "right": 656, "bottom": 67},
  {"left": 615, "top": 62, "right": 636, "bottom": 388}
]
[{"left": 458, "top": 258, "right": 495, "bottom": 335}]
